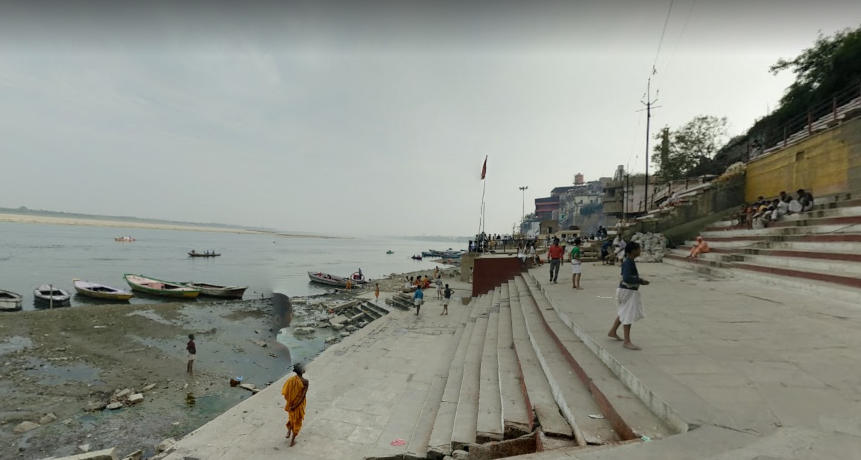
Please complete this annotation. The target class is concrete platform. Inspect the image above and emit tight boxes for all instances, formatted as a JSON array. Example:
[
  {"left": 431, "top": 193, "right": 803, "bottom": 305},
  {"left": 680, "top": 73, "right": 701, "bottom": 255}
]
[{"left": 523, "top": 261, "right": 861, "bottom": 459}]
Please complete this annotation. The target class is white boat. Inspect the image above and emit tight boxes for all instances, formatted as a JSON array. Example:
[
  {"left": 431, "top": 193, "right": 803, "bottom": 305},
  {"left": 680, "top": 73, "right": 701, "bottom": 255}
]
[
  {"left": 308, "top": 272, "right": 355, "bottom": 288},
  {"left": 0, "top": 289, "right": 23, "bottom": 311},
  {"left": 34, "top": 285, "right": 71, "bottom": 307},
  {"left": 72, "top": 279, "right": 134, "bottom": 301}
]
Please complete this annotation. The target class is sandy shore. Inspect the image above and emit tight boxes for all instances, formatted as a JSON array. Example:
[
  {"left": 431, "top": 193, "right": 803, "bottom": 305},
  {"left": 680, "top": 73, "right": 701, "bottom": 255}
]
[
  {"left": 0, "top": 264, "right": 459, "bottom": 459},
  {"left": 0, "top": 213, "right": 340, "bottom": 238}
]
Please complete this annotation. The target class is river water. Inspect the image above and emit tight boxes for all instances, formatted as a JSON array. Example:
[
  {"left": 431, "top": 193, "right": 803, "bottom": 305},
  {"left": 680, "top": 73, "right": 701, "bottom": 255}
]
[{"left": 0, "top": 221, "right": 462, "bottom": 310}]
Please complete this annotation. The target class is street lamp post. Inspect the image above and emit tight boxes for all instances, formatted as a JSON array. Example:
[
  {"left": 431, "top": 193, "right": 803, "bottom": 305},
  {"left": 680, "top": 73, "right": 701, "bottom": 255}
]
[{"left": 519, "top": 186, "right": 528, "bottom": 235}]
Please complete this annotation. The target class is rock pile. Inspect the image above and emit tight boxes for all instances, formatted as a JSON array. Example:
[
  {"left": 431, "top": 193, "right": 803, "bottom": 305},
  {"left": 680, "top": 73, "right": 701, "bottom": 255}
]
[{"left": 630, "top": 232, "right": 667, "bottom": 263}]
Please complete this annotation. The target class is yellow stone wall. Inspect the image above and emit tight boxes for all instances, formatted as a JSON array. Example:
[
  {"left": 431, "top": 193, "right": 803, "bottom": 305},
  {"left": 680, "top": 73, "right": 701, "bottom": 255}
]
[{"left": 745, "top": 117, "right": 861, "bottom": 202}]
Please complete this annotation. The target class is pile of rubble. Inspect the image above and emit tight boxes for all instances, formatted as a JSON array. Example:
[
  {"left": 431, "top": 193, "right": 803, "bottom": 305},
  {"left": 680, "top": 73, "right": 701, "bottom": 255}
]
[{"left": 630, "top": 232, "right": 667, "bottom": 263}]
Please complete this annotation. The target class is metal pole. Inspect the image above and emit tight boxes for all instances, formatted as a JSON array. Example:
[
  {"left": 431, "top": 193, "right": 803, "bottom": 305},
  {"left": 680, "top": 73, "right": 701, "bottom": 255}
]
[
  {"left": 49, "top": 284, "right": 53, "bottom": 309},
  {"left": 519, "top": 186, "right": 528, "bottom": 236},
  {"left": 644, "top": 78, "right": 653, "bottom": 214}
]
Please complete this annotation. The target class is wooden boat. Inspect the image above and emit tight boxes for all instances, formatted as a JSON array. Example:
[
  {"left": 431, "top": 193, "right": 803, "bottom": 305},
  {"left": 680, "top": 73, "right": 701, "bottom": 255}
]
[
  {"left": 72, "top": 279, "right": 134, "bottom": 301},
  {"left": 348, "top": 271, "right": 367, "bottom": 284},
  {"left": 115, "top": 237, "right": 135, "bottom": 242},
  {"left": 386, "top": 250, "right": 394, "bottom": 255},
  {"left": 0, "top": 289, "right": 23, "bottom": 312},
  {"left": 411, "top": 255, "right": 423, "bottom": 260},
  {"left": 307, "top": 272, "right": 357, "bottom": 288},
  {"left": 123, "top": 274, "right": 200, "bottom": 298},
  {"left": 34, "top": 285, "right": 71, "bottom": 307},
  {"left": 187, "top": 282, "right": 247, "bottom": 299},
  {"left": 188, "top": 251, "right": 221, "bottom": 258}
]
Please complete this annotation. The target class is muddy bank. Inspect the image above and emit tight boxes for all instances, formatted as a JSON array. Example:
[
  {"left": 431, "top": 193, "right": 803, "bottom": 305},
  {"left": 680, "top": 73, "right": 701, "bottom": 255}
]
[{"left": 0, "top": 296, "right": 345, "bottom": 460}]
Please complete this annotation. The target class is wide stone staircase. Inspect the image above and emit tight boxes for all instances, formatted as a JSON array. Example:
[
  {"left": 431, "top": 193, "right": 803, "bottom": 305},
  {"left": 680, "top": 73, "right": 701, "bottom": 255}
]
[
  {"left": 377, "top": 276, "right": 674, "bottom": 460},
  {"left": 665, "top": 192, "right": 861, "bottom": 302}
]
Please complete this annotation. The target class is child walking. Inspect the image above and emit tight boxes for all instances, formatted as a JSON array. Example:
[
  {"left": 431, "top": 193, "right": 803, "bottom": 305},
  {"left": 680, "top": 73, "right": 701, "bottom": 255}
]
[
  {"left": 442, "top": 284, "right": 452, "bottom": 315},
  {"left": 608, "top": 242, "right": 649, "bottom": 350},
  {"left": 569, "top": 238, "right": 583, "bottom": 290},
  {"left": 414, "top": 286, "right": 424, "bottom": 316}
]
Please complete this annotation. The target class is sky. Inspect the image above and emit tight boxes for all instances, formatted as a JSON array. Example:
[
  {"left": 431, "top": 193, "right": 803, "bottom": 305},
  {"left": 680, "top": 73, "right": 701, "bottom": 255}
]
[{"left": 1, "top": 1, "right": 859, "bottom": 236}]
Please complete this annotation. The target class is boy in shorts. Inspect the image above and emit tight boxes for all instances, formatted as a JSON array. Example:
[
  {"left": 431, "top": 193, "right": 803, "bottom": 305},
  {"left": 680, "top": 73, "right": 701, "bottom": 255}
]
[{"left": 442, "top": 284, "right": 452, "bottom": 315}]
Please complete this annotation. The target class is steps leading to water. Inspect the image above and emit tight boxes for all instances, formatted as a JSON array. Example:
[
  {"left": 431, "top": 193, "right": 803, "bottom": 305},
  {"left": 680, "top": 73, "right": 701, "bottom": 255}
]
[
  {"left": 476, "top": 287, "right": 504, "bottom": 443},
  {"left": 386, "top": 267, "right": 692, "bottom": 459}
]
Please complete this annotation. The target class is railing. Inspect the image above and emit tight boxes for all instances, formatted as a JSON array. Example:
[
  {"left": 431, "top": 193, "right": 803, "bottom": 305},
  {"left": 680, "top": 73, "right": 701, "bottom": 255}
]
[{"left": 755, "top": 81, "right": 861, "bottom": 158}]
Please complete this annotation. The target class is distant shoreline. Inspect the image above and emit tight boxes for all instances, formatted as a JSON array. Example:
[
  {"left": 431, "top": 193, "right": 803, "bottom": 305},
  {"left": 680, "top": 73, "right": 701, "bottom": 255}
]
[{"left": 0, "top": 212, "right": 341, "bottom": 239}]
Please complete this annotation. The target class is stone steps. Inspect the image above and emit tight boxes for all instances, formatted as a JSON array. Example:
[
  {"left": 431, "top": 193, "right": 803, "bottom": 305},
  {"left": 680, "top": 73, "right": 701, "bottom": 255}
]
[
  {"left": 405, "top": 298, "right": 475, "bottom": 459},
  {"left": 508, "top": 280, "right": 574, "bottom": 439},
  {"left": 476, "top": 287, "right": 504, "bottom": 443},
  {"left": 451, "top": 289, "right": 493, "bottom": 451},
  {"left": 521, "top": 276, "right": 674, "bottom": 442},
  {"left": 427, "top": 293, "right": 486, "bottom": 459},
  {"left": 496, "top": 284, "right": 531, "bottom": 439},
  {"left": 514, "top": 277, "right": 614, "bottom": 446}
]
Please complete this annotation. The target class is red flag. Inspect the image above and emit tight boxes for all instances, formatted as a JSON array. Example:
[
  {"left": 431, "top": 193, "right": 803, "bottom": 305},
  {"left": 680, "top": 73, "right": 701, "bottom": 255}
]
[{"left": 480, "top": 156, "right": 487, "bottom": 180}]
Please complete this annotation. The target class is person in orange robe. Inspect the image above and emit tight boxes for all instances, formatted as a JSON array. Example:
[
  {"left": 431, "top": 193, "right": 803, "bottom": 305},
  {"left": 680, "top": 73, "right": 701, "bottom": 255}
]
[
  {"left": 687, "top": 236, "right": 710, "bottom": 259},
  {"left": 281, "top": 363, "right": 309, "bottom": 447}
]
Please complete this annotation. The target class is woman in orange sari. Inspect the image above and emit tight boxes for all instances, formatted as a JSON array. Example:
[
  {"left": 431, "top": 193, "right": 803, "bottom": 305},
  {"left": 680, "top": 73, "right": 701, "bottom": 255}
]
[{"left": 282, "top": 363, "right": 309, "bottom": 447}]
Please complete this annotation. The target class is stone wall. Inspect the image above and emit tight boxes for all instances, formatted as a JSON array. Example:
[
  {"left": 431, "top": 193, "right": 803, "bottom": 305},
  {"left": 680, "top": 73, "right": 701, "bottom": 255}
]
[
  {"left": 745, "top": 116, "right": 861, "bottom": 201},
  {"left": 626, "top": 175, "right": 744, "bottom": 247}
]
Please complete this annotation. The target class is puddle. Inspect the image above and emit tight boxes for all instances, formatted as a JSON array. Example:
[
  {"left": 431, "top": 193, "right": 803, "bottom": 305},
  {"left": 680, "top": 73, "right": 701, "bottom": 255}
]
[
  {"left": 0, "top": 336, "right": 32, "bottom": 355},
  {"left": 23, "top": 357, "right": 103, "bottom": 385}
]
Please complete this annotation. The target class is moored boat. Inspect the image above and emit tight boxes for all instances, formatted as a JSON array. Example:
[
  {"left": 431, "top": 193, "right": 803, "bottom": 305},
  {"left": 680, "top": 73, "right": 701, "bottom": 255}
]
[
  {"left": 187, "top": 282, "right": 247, "bottom": 299},
  {"left": 72, "top": 279, "right": 134, "bottom": 301},
  {"left": 34, "top": 285, "right": 71, "bottom": 307},
  {"left": 307, "top": 272, "right": 358, "bottom": 288},
  {"left": 123, "top": 274, "right": 200, "bottom": 298},
  {"left": 0, "top": 289, "right": 23, "bottom": 311},
  {"left": 411, "top": 255, "right": 423, "bottom": 260}
]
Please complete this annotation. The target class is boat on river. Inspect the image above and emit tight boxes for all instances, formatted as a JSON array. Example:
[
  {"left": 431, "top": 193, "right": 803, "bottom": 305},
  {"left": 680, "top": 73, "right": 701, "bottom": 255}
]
[
  {"left": 34, "top": 285, "right": 71, "bottom": 307},
  {"left": 188, "top": 251, "right": 221, "bottom": 258},
  {"left": 72, "top": 279, "right": 134, "bottom": 301},
  {"left": 308, "top": 272, "right": 358, "bottom": 288},
  {"left": 186, "top": 282, "right": 247, "bottom": 299},
  {"left": 115, "top": 236, "right": 135, "bottom": 242},
  {"left": 411, "top": 255, "right": 423, "bottom": 260},
  {"left": 0, "top": 289, "right": 23, "bottom": 311},
  {"left": 123, "top": 274, "right": 200, "bottom": 298}
]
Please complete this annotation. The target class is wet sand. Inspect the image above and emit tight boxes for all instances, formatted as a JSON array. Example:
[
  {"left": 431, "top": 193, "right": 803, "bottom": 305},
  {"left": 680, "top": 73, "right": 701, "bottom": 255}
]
[
  {"left": 0, "top": 297, "right": 344, "bottom": 459},
  {"left": 0, "top": 266, "right": 459, "bottom": 459}
]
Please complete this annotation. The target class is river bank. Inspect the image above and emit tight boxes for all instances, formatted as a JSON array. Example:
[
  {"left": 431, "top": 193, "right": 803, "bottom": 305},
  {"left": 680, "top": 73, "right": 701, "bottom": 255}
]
[
  {"left": 0, "top": 266, "right": 458, "bottom": 459},
  {"left": 0, "top": 212, "right": 341, "bottom": 239}
]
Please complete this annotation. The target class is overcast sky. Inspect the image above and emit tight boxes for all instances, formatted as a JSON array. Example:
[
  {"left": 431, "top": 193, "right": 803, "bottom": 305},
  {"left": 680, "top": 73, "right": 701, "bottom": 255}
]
[{"left": 1, "top": 1, "right": 859, "bottom": 236}]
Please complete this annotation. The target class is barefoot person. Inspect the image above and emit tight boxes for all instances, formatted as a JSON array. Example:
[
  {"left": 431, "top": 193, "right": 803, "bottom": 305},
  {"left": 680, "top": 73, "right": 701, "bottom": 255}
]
[
  {"left": 414, "top": 285, "right": 424, "bottom": 316},
  {"left": 374, "top": 283, "right": 380, "bottom": 303},
  {"left": 282, "top": 363, "right": 309, "bottom": 447},
  {"left": 442, "top": 284, "right": 452, "bottom": 315},
  {"left": 186, "top": 334, "right": 196, "bottom": 376},
  {"left": 608, "top": 242, "right": 650, "bottom": 350},
  {"left": 569, "top": 238, "right": 583, "bottom": 290}
]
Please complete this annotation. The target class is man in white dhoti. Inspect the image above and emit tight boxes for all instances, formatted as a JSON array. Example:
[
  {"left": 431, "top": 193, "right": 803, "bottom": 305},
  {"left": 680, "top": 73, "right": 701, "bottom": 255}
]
[{"left": 608, "top": 242, "right": 650, "bottom": 350}]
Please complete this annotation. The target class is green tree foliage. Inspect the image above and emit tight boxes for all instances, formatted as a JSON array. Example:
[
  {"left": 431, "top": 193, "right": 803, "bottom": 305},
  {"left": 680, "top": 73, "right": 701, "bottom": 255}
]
[
  {"left": 651, "top": 115, "right": 728, "bottom": 181},
  {"left": 750, "top": 25, "right": 861, "bottom": 139},
  {"left": 770, "top": 26, "right": 861, "bottom": 113}
]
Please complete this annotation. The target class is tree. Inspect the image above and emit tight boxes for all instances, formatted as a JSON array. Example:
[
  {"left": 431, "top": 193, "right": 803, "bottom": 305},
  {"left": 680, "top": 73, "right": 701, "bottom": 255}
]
[
  {"left": 651, "top": 115, "right": 728, "bottom": 181},
  {"left": 770, "top": 26, "right": 861, "bottom": 115}
]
